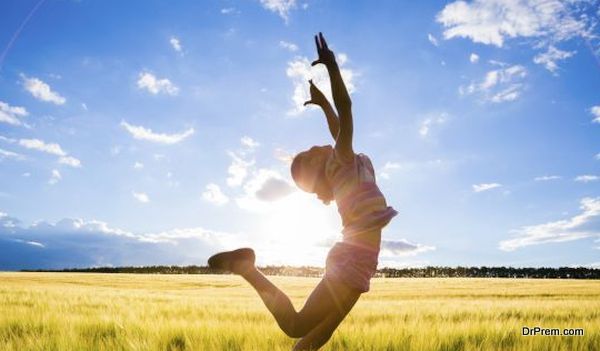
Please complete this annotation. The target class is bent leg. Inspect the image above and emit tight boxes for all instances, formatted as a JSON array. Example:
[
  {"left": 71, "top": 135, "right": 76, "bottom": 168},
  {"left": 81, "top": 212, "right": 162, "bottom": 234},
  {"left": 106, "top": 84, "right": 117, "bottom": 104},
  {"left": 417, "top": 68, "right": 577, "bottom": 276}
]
[
  {"left": 293, "top": 289, "right": 360, "bottom": 350},
  {"left": 293, "top": 277, "right": 361, "bottom": 336},
  {"left": 241, "top": 267, "right": 360, "bottom": 338},
  {"left": 240, "top": 267, "right": 300, "bottom": 336}
]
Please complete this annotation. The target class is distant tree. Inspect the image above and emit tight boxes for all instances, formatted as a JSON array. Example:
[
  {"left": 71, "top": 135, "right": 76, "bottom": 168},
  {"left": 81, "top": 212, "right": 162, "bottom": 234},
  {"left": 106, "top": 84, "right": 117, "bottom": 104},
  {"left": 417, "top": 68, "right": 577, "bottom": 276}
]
[{"left": 22, "top": 265, "right": 599, "bottom": 279}]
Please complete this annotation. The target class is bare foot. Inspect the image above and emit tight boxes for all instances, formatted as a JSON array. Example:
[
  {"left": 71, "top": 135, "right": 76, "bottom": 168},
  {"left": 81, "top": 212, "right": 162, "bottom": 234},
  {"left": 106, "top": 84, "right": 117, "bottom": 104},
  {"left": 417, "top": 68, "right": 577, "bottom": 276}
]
[{"left": 208, "top": 248, "right": 255, "bottom": 275}]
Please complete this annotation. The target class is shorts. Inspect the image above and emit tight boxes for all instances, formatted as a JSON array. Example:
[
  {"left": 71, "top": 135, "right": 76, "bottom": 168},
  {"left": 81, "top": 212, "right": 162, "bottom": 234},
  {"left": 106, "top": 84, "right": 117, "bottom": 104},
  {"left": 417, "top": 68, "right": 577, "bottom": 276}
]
[{"left": 324, "top": 241, "right": 379, "bottom": 293}]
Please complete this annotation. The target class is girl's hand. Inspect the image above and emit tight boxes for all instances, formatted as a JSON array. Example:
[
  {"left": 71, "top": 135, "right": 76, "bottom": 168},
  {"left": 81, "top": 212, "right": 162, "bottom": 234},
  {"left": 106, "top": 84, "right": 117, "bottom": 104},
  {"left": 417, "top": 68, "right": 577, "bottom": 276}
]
[
  {"left": 303, "top": 79, "right": 329, "bottom": 107},
  {"left": 311, "top": 32, "right": 336, "bottom": 67}
]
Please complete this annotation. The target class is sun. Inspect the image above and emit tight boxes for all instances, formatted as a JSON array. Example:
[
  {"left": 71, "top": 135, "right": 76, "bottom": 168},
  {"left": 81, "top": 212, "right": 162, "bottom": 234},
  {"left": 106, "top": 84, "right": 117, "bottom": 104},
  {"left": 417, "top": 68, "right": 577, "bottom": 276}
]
[{"left": 258, "top": 192, "right": 341, "bottom": 266}]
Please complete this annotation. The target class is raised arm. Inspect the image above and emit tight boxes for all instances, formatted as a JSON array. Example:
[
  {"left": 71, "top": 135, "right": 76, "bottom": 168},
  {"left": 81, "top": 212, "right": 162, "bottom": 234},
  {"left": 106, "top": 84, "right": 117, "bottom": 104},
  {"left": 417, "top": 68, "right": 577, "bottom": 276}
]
[
  {"left": 304, "top": 79, "right": 339, "bottom": 141},
  {"left": 311, "top": 32, "right": 354, "bottom": 161}
]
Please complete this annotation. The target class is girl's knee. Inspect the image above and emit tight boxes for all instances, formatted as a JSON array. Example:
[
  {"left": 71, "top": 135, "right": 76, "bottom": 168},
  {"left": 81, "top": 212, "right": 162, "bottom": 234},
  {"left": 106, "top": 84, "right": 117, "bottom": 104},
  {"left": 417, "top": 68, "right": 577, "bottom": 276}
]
[
  {"left": 292, "top": 313, "right": 344, "bottom": 350},
  {"left": 285, "top": 328, "right": 306, "bottom": 339},
  {"left": 292, "top": 332, "right": 333, "bottom": 351},
  {"left": 282, "top": 318, "right": 311, "bottom": 338}
]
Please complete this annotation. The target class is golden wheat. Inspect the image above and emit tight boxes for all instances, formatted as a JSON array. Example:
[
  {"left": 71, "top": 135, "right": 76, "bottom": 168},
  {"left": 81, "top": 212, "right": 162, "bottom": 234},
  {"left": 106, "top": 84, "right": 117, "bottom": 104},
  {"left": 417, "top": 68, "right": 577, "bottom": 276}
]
[{"left": 0, "top": 273, "right": 598, "bottom": 350}]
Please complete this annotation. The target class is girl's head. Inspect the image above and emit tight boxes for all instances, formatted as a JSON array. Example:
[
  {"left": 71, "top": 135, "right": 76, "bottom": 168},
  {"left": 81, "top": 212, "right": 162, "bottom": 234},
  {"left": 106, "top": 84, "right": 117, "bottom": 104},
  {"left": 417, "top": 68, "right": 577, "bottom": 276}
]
[{"left": 291, "top": 145, "right": 334, "bottom": 204}]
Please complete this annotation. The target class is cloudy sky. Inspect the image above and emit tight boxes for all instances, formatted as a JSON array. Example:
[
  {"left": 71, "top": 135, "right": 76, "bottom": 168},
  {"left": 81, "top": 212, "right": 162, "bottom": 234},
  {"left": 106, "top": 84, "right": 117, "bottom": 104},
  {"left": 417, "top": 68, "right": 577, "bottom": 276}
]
[{"left": 1, "top": 0, "right": 599, "bottom": 270}]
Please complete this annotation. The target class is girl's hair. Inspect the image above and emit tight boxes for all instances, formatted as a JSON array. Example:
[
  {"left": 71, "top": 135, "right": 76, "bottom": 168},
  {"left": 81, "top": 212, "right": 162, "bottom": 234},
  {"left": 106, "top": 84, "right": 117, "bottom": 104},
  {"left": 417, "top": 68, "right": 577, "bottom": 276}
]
[{"left": 291, "top": 145, "right": 332, "bottom": 192}]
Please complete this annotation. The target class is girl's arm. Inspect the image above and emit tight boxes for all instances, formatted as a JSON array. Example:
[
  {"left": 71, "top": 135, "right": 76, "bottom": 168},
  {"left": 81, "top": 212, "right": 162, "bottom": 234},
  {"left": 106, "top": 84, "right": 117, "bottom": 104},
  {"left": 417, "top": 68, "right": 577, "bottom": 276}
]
[
  {"left": 304, "top": 79, "right": 339, "bottom": 141},
  {"left": 312, "top": 33, "right": 354, "bottom": 161}
]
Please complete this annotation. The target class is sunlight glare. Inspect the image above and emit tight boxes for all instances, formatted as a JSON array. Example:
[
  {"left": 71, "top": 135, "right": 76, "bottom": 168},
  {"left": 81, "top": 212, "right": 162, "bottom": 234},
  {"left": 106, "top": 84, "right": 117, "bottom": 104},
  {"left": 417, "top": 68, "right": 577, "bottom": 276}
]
[{"left": 257, "top": 192, "right": 341, "bottom": 266}]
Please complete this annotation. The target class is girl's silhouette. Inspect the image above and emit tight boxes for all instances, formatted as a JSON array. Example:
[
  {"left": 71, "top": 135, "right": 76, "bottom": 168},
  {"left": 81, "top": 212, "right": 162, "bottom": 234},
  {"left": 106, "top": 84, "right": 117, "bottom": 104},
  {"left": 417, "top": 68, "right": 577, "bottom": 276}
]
[{"left": 209, "top": 33, "right": 397, "bottom": 350}]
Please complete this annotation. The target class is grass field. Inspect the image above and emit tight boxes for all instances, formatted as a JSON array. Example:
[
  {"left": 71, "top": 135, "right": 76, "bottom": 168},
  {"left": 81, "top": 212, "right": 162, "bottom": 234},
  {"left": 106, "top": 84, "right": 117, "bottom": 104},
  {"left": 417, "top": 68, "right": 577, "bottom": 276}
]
[{"left": 0, "top": 273, "right": 598, "bottom": 350}]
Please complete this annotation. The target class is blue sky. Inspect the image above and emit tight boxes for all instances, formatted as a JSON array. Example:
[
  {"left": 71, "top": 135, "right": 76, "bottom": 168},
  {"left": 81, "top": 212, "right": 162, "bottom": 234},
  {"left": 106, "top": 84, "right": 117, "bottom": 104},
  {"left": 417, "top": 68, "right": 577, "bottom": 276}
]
[{"left": 1, "top": 0, "right": 599, "bottom": 270}]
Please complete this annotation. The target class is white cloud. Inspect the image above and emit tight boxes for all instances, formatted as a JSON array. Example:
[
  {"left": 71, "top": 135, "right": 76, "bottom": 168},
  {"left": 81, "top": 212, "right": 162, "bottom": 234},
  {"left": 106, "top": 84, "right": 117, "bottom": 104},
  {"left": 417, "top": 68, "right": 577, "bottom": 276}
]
[
  {"left": 120, "top": 121, "right": 194, "bottom": 144},
  {"left": 571, "top": 262, "right": 600, "bottom": 269},
  {"left": 21, "top": 74, "right": 66, "bottom": 105},
  {"left": 427, "top": 33, "right": 439, "bottom": 46},
  {"left": 534, "top": 175, "right": 561, "bottom": 181},
  {"left": 8, "top": 238, "right": 45, "bottom": 248},
  {"left": 460, "top": 64, "right": 526, "bottom": 103},
  {"left": 132, "top": 191, "right": 150, "bottom": 203},
  {"left": 260, "top": 0, "right": 296, "bottom": 23},
  {"left": 202, "top": 183, "right": 229, "bottom": 206},
  {"left": 0, "top": 148, "right": 24, "bottom": 160},
  {"left": 133, "top": 162, "right": 144, "bottom": 169},
  {"left": 590, "top": 106, "right": 600, "bottom": 124},
  {"left": 489, "top": 59, "right": 508, "bottom": 67},
  {"left": 221, "top": 7, "right": 237, "bottom": 14},
  {"left": 48, "top": 169, "right": 61, "bottom": 185},
  {"left": 136, "top": 72, "right": 179, "bottom": 96},
  {"left": 377, "top": 259, "right": 432, "bottom": 269},
  {"left": 255, "top": 176, "right": 295, "bottom": 201},
  {"left": 221, "top": 139, "right": 300, "bottom": 213},
  {"left": 436, "top": 0, "right": 591, "bottom": 48},
  {"left": 279, "top": 40, "right": 298, "bottom": 52},
  {"left": 472, "top": 183, "right": 502, "bottom": 192},
  {"left": 137, "top": 227, "right": 234, "bottom": 245},
  {"left": 0, "top": 136, "right": 17, "bottom": 143},
  {"left": 380, "top": 239, "right": 436, "bottom": 257},
  {"left": 337, "top": 53, "right": 349, "bottom": 65},
  {"left": 24, "top": 240, "right": 45, "bottom": 248},
  {"left": 16, "top": 138, "right": 82, "bottom": 168},
  {"left": 273, "top": 148, "right": 294, "bottom": 164},
  {"left": 0, "top": 213, "right": 238, "bottom": 270},
  {"left": 240, "top": 136, "right": 260, "bottom": 149},
  {"left": 58, "top": 156, "right": 82, "bottom": 168},
  {"left": 0, "top": 101, "right": 28, "bottom": 126},
  {"left": 533, "top": 45, "right": 575, "bottom": 73},
  {"left": 574, "top": 175, "right": 599, "bottom": 183},
  {"left": 226, "top": 151, "right": 253, "bottom": 187},
  {"left": 19, "top": 138, "right": 65, "bottom": 156},
  {"left": 419, "top": 112, "right": 448, "bottom": 137},
  {"left": 236, "top": 169, "right": 295, "bottom": 211},
  {"left": 286, "top": 55, "right": 356, "bottom": 115},
  {"left": 169, "top": 36, "right": 182, "bottom": 53},
  {"left": 489, "top": 85, "right": 522, "bottom": 102},
  {"left": 223, "top": 139, "right": 297, "bottom": 211},
  {"left": 226, "top": 137, "right": 261, "bottom": 187},
  {"left": 500, "top": 197, "right": 600, "bottom": 251},
  {"left": 469, "top": 53, "right": 479, "bottom": 63},
  {"left": 378, "top": 161, "right": 401, "bottom": 180}
]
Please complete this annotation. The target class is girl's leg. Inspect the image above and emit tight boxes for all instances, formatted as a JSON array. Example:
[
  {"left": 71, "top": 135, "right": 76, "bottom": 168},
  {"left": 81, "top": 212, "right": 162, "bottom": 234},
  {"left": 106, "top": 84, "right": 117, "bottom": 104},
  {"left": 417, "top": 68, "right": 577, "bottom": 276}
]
[
  {"left": 293, "top": 283, "right": 360, "bottom": 350},
  {"left": 240, "top": 266, "right": 361, "bottom": 339},
  {"left": 292, "top": 304, "right": 357, "bottom": 351}
]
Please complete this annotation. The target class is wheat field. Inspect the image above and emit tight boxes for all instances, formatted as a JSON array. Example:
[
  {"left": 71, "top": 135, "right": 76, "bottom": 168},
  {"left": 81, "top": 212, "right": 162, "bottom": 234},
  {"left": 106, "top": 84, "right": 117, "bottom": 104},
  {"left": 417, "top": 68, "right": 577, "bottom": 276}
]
[{"left": 0, "top": 272, "right": 598, "bottom": 350}]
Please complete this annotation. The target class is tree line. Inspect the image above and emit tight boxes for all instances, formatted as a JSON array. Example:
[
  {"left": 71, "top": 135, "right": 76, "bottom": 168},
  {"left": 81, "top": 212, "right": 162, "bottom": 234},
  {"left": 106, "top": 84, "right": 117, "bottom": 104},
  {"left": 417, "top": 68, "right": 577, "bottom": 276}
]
[{"left": 23, "top": 265, "right": 599, "bottom": 279}]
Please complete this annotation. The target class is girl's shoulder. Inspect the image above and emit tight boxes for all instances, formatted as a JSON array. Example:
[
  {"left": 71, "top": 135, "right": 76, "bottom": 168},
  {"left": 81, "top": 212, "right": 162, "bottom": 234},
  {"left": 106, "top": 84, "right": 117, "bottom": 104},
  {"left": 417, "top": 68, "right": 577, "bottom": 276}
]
[
  {"left": 326, "top": 151, "right": 375, "bottom": 182},
  {"left": 356, "top": 153, "right": 376, "bottom": 181},
  {"left": 356, "top": 153, "right": 374, "bottom": 170},
  {"left": 326, "top": 149, "right": 355, "bottom": 168},
  {"left": 325, "top": 149, "right": 353, "bottom": 180}
]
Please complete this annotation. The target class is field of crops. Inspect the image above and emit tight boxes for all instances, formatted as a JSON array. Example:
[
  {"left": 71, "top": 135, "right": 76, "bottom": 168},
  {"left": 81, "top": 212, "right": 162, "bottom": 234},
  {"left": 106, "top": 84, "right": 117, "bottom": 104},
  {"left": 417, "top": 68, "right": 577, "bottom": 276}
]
[{"left": 0, "top": 273, "right": 598, "bottom": 350}]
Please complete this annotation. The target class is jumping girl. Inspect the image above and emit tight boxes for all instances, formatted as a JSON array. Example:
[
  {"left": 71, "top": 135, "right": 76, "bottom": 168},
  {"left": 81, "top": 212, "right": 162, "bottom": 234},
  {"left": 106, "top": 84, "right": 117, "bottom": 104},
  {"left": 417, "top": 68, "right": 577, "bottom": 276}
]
[{"left": 208, "top": 32, "right": 397, "bottom": 350}]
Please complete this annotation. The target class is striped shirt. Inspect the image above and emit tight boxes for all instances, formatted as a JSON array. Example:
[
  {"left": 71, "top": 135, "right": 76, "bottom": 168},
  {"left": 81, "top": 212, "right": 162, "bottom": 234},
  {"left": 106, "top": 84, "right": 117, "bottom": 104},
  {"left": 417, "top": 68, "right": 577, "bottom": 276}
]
[{"left": 325, "top": 151, "right": 397, "bottom": 238}]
